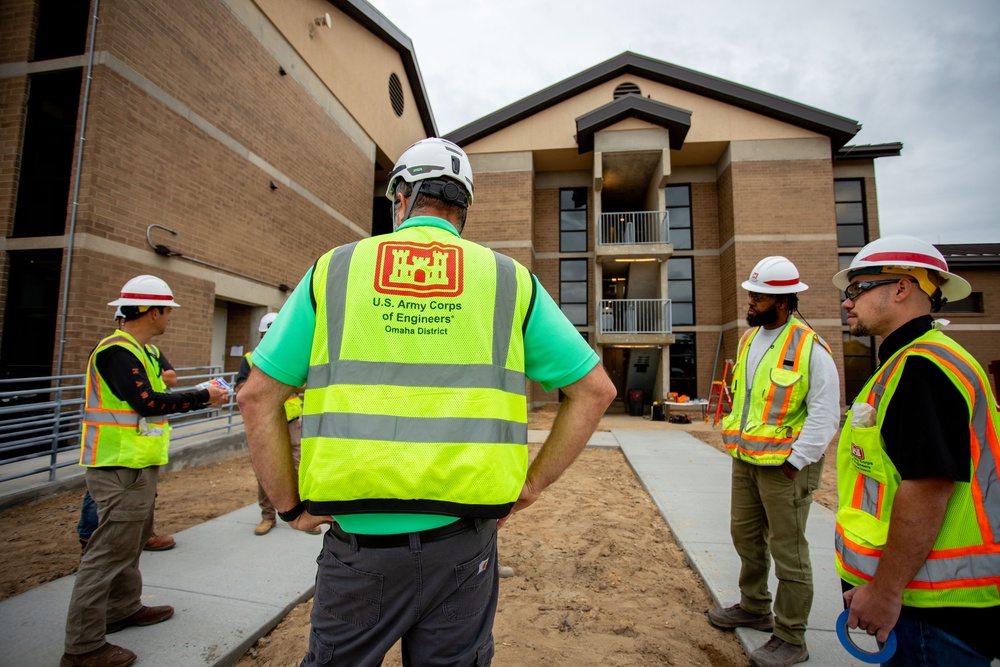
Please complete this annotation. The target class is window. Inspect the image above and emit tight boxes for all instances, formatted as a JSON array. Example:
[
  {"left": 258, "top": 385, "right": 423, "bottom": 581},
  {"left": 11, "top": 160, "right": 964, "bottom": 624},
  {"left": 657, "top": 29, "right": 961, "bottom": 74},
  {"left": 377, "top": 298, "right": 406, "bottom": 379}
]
[
  {"left": 670, "top": 332, "right": 698, "bottom": 398},
  {"left": 665, "top": 185, "right": 692, "bottom": 250},
  {"left": 668, "top": 257, "right": 694, "bottom": 326},
  {"left": 938, "top": 292, "right": 984, "bottom": 314},
  {"left": 559, "top": 259, "right": 588, "bottom": 326},
  {"left": 560, "top": 188, "right": 587, "bottom": 252},
  {"left": 843, "top": 333, "right": 876, "bottom": 402},
  {"left": 835, "top": 179, "right": 867, "bottom": 247}
]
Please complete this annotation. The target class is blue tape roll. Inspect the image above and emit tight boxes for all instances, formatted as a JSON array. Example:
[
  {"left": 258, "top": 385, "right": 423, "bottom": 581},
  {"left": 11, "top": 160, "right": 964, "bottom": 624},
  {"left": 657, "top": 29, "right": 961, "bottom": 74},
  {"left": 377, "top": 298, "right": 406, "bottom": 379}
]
[{"left": 836, "top": 609, "right": 897, "bottom": 663}]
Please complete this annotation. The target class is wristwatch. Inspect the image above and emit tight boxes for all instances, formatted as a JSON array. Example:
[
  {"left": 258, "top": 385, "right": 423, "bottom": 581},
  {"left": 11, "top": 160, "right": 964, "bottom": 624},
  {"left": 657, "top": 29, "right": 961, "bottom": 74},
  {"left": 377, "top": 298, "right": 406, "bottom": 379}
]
[
  {"left": 278, "top": 501, "right": 306, "bottom": 523},
  {"left": 783, "top": 461, "right": 799, "bottom": 474}
]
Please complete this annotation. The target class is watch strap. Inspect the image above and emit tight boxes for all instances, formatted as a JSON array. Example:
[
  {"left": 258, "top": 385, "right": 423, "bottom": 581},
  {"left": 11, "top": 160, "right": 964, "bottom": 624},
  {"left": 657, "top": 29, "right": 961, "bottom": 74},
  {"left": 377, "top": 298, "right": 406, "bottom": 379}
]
[{"left": 278, "top": 501, "right": 306, "bottom": 523}]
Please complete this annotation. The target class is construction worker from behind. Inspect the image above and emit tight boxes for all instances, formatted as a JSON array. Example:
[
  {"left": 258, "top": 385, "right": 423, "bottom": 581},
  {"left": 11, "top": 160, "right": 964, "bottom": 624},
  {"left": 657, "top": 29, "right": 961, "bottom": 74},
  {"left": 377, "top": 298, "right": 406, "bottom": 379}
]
[
  {"left": 238, "top": 137, "right": 616, "bottom": 666},
  {"left": 234, "top": 312, "right": 319, "bottom": 536},
  {"left": 709, "top": 256, "right": 840, "bottom": 667},
  {"left": 834, "top": 235, "right": 1000, "bottom": 663},
  {"left": 62, "top": 275, "right": 228, "bottom": 667}
]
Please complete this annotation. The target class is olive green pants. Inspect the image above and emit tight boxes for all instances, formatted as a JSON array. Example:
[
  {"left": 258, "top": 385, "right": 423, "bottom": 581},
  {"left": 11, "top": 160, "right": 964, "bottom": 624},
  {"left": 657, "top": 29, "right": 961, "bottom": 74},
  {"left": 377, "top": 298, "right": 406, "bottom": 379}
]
[{"left": 729, "top": 456, "right": 824, "bottom": 645}]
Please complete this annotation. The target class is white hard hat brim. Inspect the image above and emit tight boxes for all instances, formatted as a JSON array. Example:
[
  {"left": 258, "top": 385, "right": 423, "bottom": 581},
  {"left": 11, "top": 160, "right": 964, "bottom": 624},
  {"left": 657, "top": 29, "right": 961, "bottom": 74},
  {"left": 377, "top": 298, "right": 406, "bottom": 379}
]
[
  {"left": 832, "top": 266, "right": 971, "bottom": 302},
  {"left": 108, "top": 297, "right": 182, "bottom": 308},
  {"left": 740, "top": 279, "right": 809, "bottom": 294}
]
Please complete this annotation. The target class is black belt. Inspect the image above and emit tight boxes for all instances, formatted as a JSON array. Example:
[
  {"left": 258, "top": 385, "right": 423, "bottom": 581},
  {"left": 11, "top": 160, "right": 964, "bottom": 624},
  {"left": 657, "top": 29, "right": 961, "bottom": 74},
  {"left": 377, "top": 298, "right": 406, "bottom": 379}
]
[{"left": 331, "top": 516, "right": 478, "bottom": 548}]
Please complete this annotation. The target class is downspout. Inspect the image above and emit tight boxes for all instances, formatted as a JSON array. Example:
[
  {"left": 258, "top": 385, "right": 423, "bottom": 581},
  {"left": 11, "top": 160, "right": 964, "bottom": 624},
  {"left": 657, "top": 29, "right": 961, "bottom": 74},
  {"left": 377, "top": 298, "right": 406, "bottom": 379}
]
[
  {"left": 48, "top": 0, "right": 99, "bottom": 480},
  {"left": 54, "top": 0, "right": 99, "bottom": 379}
]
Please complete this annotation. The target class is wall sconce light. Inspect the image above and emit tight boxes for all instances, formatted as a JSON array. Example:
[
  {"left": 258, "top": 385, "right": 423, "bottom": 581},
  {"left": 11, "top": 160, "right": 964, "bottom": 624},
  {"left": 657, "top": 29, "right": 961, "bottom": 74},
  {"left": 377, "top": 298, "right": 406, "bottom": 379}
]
[{"left": 309, "top": 12, "right": 332, "bottom": 38}]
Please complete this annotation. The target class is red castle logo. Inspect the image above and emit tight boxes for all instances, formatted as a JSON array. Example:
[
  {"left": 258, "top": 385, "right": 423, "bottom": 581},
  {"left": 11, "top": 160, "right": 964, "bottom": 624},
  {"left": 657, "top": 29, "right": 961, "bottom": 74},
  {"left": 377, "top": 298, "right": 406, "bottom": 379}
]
[
  {"left": 374, "top": 241, "right": 463, "bottom": 298},
  {"left": 851, "top": 443, "right": 864, "bottom": 461}
]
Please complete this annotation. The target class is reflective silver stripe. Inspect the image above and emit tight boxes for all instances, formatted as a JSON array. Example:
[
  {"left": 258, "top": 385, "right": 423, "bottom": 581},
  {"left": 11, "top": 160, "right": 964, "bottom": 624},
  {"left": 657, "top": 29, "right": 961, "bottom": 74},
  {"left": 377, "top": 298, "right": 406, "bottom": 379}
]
[
  {"left": 85, "top": 335, "right": 140, "bottom": 409},
  {"left": 492, "top": 253, "right": 516, "bottom": 366},
  {"left": 324, "top": 243, "right": 358, "bottom": 364},
  {"left": 307, "top": 360, "right": 525, "bottom": 394},
  {"left": 839, "top": 528, "right": 1000, "bottom": 585},
  {"left": 83, "top": 410, "right": 139, "bottom": 426},
  {"left": 907, "top": 342, "right": 1000, "bottom": 539},
  {"left": 82, "top": 425, "right": 98, "bottom": 464},
  {"left": 860, "top": 476, "right": 880, "bottom": 516},
  {"left": 301, "top": 412, "right": 527, "bottom": 444},
  {"left": 765, "top": 326, "right": 808, "bottom": 424},
  {"left": 869, "top": 350, "right": 907, "bottom": 413}
]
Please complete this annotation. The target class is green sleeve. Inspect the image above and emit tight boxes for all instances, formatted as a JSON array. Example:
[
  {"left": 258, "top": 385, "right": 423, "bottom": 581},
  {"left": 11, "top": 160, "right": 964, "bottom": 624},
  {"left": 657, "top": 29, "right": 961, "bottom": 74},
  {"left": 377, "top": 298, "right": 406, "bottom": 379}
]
[
  {"left": 523, "top": 275, "right": 599, "bottom": 392},
  {"left": 250, "top": 270, "right": 315, "bottom": 387}
]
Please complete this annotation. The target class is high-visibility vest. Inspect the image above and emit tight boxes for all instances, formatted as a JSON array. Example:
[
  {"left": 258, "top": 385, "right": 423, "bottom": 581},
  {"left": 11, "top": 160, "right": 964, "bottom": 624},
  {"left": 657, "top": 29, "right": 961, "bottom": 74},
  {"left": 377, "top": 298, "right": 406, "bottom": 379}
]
[
  {"left": 721, "top": 317, "right": 829, "bottom": 465},
  {"left": 244, "top": 353, "right": 302, "bottom": 421},
  {"left": 299, "top": 223, "right": 534, "bottom": 518},
  {"left": 146, "top": 343, "right": 164, "bottom": 378},
  {"left": 80, "top": 332, "right": 171, "bottom": 468},
  {"left": 835, "top": 329, "right": 1000, "bottom": 607}
]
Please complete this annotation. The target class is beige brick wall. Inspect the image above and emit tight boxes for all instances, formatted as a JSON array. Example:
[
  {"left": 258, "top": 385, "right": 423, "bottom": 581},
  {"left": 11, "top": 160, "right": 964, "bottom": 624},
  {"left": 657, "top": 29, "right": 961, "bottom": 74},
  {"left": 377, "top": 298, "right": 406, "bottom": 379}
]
[
  {"left": 464, "top": 170, "right": 533, "bottom": 246},
  {"left": 0, "top": 0, "right": 35, "bottom": 64}
]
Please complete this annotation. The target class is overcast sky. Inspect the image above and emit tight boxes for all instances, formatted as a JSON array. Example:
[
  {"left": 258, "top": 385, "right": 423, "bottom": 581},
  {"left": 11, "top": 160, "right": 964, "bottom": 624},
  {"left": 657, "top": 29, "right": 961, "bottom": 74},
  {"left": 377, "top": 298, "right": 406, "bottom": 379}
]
[{"left": 368, "top": 0, "right": 1000, "bottom": 245}]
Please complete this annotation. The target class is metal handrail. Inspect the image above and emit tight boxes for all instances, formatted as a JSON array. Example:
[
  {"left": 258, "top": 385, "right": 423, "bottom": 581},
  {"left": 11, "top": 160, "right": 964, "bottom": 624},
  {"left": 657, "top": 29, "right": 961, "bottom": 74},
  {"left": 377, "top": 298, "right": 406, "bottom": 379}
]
[
  {"left": 598, "top": 211, "right": 670, "bottom": 245},
  {"left": 599, "top": 299, "right": 673, "bottom": 334},
  {"left": 0, "top": 367, "right": 242, "bottom": 486}
]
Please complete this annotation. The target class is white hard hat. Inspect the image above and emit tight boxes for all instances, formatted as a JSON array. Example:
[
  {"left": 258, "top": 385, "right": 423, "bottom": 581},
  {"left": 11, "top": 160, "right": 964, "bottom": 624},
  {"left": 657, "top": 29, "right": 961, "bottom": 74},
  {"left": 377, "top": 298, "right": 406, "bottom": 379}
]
[
  {"left": 833, "top": 235, "right": 971, "bottom": 303},
  {"left": 113, "top": 307, "right": 124, "bottom": 321},
  {"left": 258, "top": 312, "right": 278, "bottom": 332},
  {"left": 107, "top": 275, "right": 181, "bottom": 307},
  {"left": 385, "top": 137, "right": 474, "bottom": 208},
  {"left": 741, "top": 256, "right": 809, "bottom": 294}
]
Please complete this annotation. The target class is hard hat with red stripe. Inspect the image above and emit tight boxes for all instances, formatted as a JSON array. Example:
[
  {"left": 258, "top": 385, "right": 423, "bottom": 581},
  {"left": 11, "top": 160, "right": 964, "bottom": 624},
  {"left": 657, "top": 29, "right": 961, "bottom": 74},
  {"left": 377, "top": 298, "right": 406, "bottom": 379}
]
[
  {"left": 833, "top": 235, "right": 971, "bottom": 304},
  {"left": 107, "top": 275, "right": 181, "bottom": 308},
  {"left": 742, "top": 256, "right": 809, "bottom": 294}
]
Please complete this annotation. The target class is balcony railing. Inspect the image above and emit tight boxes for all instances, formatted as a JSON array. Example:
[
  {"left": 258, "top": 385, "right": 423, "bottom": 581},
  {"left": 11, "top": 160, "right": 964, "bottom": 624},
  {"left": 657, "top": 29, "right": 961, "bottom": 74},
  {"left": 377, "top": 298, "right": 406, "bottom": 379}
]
[
  {"left": 599, "top": 299, "right": 672, "bottom": 334},
  {"left": 598, "top": 211, "right": 669, "bottom": 245}
]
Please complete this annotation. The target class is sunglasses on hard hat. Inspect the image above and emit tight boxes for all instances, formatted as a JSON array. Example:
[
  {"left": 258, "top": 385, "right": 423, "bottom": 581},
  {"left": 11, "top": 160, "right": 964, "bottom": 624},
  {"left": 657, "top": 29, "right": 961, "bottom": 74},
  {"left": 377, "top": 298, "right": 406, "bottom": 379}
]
[{"left": 843, "top": 279, "right": 909, "bottom": 301}]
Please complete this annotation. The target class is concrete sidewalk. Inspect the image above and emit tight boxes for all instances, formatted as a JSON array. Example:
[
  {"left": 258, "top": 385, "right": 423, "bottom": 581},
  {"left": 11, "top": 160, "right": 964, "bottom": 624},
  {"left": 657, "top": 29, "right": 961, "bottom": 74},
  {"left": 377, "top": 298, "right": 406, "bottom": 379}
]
[{"left": 0, "top": 427, "right": 870, "bottom": 666}]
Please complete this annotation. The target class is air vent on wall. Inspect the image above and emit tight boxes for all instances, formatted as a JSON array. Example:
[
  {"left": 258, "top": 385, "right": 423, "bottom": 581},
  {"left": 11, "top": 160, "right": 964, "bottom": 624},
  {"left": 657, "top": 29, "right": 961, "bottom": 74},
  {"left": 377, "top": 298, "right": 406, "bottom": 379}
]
[
  {"left": 613, "top": 81, "right": 642, "bottom": 99},
  {"left": 389, "top": 73, "right": 404, "bottom": 117}
]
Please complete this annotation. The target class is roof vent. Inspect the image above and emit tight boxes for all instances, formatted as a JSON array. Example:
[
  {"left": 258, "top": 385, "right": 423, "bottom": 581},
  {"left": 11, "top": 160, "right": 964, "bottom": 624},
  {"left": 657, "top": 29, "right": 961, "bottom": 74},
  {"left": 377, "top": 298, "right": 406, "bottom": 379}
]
[
  {"left": 389, "top": 73, "right": 404, "bottom": 117},
  {"left": 613, "top": 82, "right": 642, "bottom": 99}
]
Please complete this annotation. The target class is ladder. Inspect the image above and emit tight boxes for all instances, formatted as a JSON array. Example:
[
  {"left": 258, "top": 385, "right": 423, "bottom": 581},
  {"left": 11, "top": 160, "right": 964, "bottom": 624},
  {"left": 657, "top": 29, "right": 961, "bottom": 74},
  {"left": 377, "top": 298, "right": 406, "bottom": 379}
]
[{"left": 705, "top": 359, "right": 734, "bottom": 427}]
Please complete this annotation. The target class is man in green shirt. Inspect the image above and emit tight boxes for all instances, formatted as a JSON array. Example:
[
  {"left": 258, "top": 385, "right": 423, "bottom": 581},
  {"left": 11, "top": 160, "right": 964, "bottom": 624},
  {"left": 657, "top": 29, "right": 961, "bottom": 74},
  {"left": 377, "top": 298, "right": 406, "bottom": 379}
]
[{"left": 239, "top": 138, "right": 615, "bottom": 666}]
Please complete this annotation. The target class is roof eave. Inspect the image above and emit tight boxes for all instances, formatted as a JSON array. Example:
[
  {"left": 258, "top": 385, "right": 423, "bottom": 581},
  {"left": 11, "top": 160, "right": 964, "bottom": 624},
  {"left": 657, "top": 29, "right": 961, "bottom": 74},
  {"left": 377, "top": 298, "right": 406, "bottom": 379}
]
[{"left": 327, "top": 0, "right": 437, "bottom": 137}]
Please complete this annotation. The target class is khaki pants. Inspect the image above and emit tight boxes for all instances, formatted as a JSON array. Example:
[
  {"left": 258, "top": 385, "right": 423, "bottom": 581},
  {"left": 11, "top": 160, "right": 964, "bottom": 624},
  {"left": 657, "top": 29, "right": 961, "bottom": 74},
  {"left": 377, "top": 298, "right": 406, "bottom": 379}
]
[
  {"left": 257, "top": 418, "right": 302, "bottom": 520},
  {"left": 65, "top": 466, "right": 158, "bottom": 654},
  {"left": 729, "top": 456, "right": 823, "bottom": 645}
]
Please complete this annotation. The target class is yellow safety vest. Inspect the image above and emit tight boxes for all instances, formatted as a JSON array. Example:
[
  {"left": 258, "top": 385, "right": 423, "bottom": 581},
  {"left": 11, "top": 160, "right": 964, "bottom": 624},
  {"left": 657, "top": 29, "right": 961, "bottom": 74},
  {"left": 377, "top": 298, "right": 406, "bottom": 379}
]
[
  {"left": 244, "top": 353, "right": 303, "bottom": 421},
  {"left": 80, "top": 332, "right": 171, "bottom": 468},
  {"left": 721, "top": 317, "right": 828, "bottom": 465},
  {"left": 835, "top": 329, "right": 1000, "bottom": 607},
  {"left": 299, "top": 223, "right": 534, "bottom": 518}
]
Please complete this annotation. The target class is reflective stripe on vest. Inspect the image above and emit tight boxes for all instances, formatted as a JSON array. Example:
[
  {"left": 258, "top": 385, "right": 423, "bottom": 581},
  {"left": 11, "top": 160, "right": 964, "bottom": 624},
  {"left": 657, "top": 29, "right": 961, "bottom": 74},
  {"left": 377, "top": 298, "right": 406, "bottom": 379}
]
[
  {"left": 80, "top": 333, "right": 170, "bottom": 468},
  {"left": 300, "top": 229, "right": 532, "bottom": 517},
  {"left": 720, "top": 318, "right": 825, "bottom": 464},
  {"left": 835, "top": 331, "right": 1000, "bottom": 606}
]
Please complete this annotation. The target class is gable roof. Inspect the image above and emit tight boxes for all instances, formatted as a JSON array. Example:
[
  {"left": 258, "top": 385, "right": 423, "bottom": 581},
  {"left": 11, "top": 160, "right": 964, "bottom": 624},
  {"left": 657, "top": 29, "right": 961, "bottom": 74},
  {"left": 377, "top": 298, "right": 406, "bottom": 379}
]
[
  {"left": 327, "top": 0, "right": 436, "bottom": 136},
  {"left": 446, "top": 51, "right": 861, "bottom": 150},
  {"left": 575, "top": 94, "right": 692, "bottom": 153}
]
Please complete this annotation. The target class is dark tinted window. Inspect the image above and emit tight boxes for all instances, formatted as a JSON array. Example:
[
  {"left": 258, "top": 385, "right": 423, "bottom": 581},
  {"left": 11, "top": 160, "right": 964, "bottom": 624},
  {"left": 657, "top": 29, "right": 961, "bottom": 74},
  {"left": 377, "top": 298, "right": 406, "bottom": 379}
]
[
  {"left": 666, "top": 184, "right": 692, "bottom": 250},
  {"left": 560, "top": 188, "right": 588, "bottom": 252}
]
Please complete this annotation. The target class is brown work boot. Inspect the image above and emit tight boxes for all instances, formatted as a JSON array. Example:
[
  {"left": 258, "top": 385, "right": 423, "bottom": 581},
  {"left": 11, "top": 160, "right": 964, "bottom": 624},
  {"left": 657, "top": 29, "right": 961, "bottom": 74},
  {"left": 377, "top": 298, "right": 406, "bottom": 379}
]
[
  {"left": 60, "top": 642, "right": 136, "bottom": 667},
  {"left": 106, "top": 604, "right": 174, "bottom": 634},
  {"left": 707, "top": 603, "right": 774, "bottom": 631},
  {"left": 143, "top": 533, "right": 175, "bottom": 551},
  {"left": 749, "top": 635, "right": 809, "bottom": 667},
  {"left": 255, "top": 518, "right": 276, "bottom": 536}
]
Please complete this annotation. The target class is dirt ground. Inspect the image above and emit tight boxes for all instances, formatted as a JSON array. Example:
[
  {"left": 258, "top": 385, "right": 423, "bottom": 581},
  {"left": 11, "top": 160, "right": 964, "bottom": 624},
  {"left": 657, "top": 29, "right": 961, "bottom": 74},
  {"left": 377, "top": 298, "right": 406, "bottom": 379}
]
[{"left": 0, "top": 406, "right": 839, "bottom": 666}]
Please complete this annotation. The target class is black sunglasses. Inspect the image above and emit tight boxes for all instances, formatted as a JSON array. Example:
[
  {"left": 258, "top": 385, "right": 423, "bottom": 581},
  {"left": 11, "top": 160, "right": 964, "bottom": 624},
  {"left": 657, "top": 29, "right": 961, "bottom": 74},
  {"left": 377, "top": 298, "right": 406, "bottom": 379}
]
[{"left": 844, "top": 279, "right": 902, "bottom": 301}]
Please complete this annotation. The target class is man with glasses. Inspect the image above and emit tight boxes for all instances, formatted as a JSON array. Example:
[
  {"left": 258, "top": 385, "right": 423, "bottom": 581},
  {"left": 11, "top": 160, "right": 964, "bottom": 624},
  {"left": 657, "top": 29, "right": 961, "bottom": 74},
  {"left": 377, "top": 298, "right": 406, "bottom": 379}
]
[
  {"left": 709, "top": 256, "right": 840, "bottom": 667},
  {"left": 833, "top": 235, "right": 999, "bottom": 664}
]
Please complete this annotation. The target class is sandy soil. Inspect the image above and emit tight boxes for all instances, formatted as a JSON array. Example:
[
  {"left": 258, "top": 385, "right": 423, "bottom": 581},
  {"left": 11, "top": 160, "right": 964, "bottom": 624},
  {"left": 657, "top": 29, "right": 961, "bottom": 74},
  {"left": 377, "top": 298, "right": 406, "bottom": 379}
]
[{"left": 0, "top": 406, "right": 839, "bottom": 666}]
